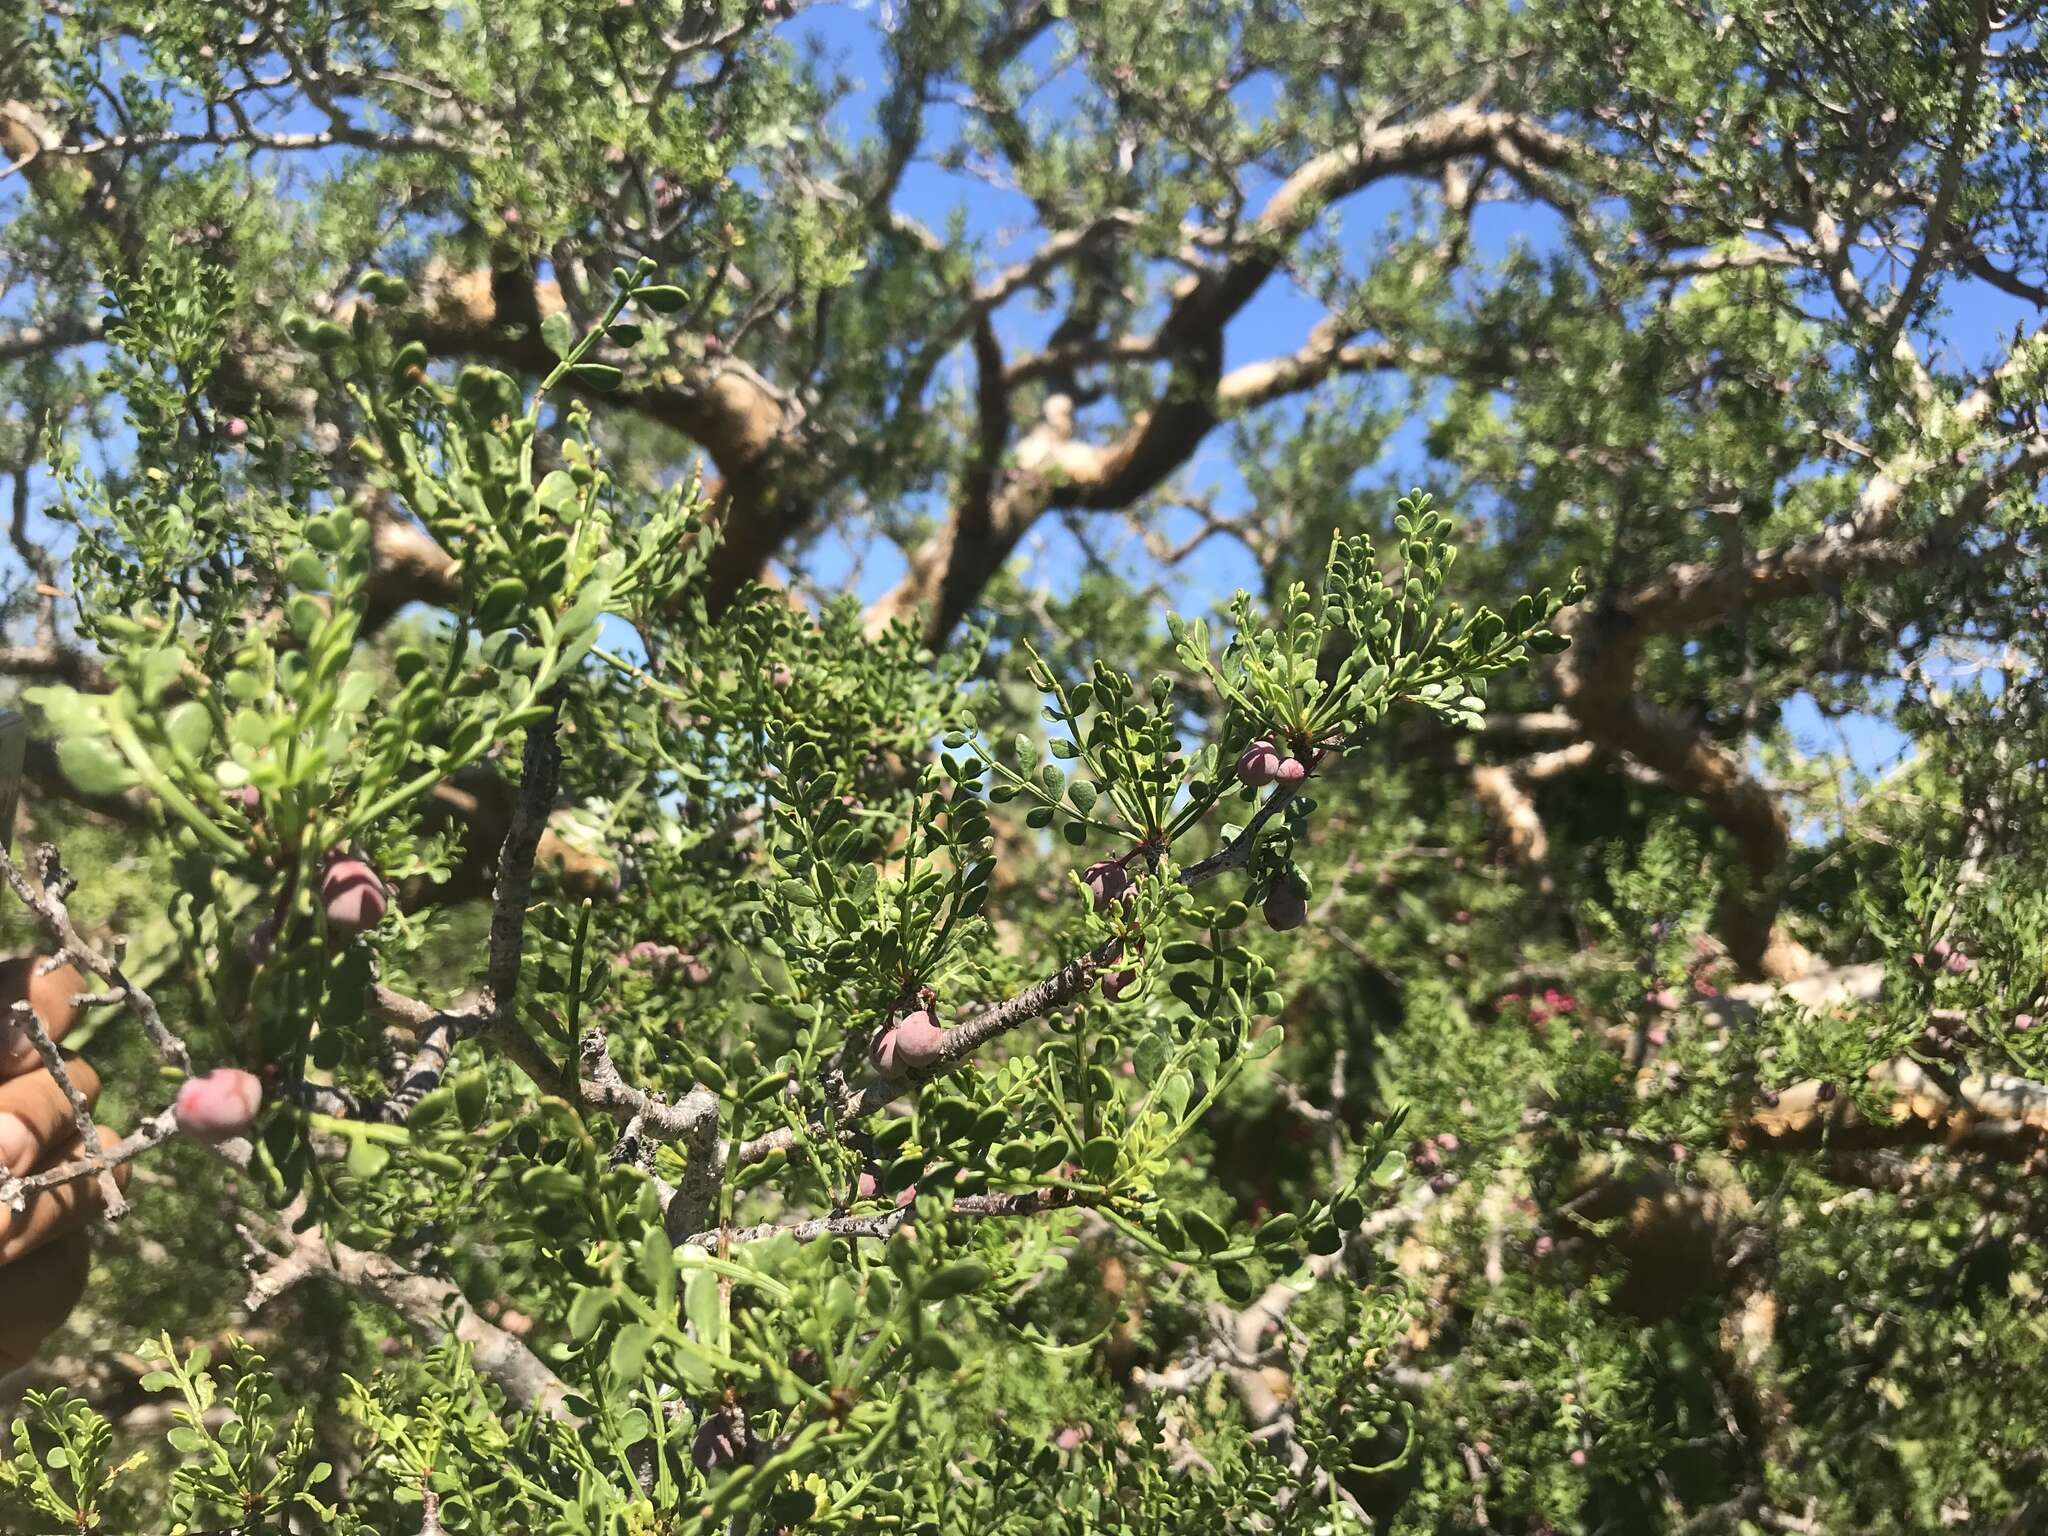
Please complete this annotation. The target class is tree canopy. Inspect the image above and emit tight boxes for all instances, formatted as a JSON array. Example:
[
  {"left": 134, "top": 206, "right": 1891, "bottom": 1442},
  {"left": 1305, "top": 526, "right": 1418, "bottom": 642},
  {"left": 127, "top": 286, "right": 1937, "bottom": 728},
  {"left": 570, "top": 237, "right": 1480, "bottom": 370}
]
[{"left": 2, "top": 2, "right": 2046, "bottom": 1532}]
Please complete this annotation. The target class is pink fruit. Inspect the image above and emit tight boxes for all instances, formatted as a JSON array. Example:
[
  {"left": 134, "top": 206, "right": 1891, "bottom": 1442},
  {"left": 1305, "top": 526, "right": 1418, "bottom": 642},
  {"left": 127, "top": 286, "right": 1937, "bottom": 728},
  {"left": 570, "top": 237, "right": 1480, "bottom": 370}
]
[
  {"left": 1944, "top": 949, "right": 1974, "bottom": 975},
  {"left": 321, "top": 857, "right": 387, "bottom": 935},
  {"left": 228, "top": 785, "right": 260, "bottom": 815},
  {"left": 174, "top": 1068, "right": 263, "bottom": 1143},
  {"left": 871, "top": 1008, "right": 947, "bottom": 1075},
  {"left": 855, "top": 1170, "right": 879, "bottom": 1201},
  {"left": 1262, "top": 878, "right": 1307, "bottom": 932},
  {"left": 769, "top": 663, "right": 792, "bottom": 690},
  {"left": 1436, "top": 1132, "right": 1460, "bottom": 1151},
  {"left": 1533, "top": 1234, "right": 1554, "bottom": 1257},
  {"left": 682, "top": 957, "right": 712, "bottom": 988},
  {"left": 1235, "top": 740, "right": 1281, "bottom": 787},
  {"left": 1082, "top": 859, "right": 1132, "bottom": 912},
  {"left": 1273, "top": 757, "right": 1308, "bottom": 787},
  {"left": 224, "top": 417, "right": 248, "bottom": 442},
  {"left": 1570, "top": 1448, "right": 1587, "bottom": 1468},
  {"left": 1055, "top": 1425, "right": 1087, "bottom": 1450},
  {"left": 2015, "top": 1014, "right": 2035, "bottom": 1032},
  {"left": 1100, "top": 967, "right": 1137, "bottom": 1002},
  {"left": 1646, "top": 987, "right": 1679, "bottom": 1011}
]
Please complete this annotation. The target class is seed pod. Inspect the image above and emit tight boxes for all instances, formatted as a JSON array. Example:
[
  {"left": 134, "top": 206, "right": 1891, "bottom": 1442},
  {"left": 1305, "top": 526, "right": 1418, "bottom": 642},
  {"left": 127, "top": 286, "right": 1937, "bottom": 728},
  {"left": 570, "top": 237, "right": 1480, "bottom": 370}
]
[{"left": 174, "top": 1068, "right": 264, "bottom": 1143}]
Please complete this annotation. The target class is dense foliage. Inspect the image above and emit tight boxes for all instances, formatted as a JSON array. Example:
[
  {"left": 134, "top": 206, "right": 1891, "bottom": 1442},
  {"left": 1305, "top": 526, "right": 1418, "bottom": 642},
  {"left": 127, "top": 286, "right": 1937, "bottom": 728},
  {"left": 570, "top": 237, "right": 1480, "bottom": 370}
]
[{"left": 2, "top": 2, "right": 2046, "bottom": 1533}]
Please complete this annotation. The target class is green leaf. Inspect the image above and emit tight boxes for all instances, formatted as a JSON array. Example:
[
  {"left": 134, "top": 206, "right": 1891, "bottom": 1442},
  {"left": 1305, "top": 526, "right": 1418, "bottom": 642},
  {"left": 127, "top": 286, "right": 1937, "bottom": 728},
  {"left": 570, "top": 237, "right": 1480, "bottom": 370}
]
[
  {"left": 536, "top": 470, "right": 579, "bottom": 514},
  {"left": 569, "top": 362, "right": 623, "bottom": 391},
  {"left": 56, "top": 737, "right": 136, "bottom": 797},
  {"left": 1182, "top": 1209, "right": 1228, "bottom": 1255},
  {"left": 452, "top": 1070, "right": 489, "bottom": 1130},
  {"left": 540, "top": 310, "right": 575, "bottom": 359},
  {"left": 284, "top": 549, "right": 329, "bottom": 592},
  {"left": 923, "top": 1260, "right": 990, "bottom": 1301},
  {"left": 639, "top": 1230, "right": 679, "bottom": 1313},
  {"left": 345, "top": 1135, "right": 389, "bottom": 1179},
  {"left": 568, "top": 1286, "right": 611, "bottom": 1341},
  {"left": 684, "top": 1266, "right": 721, "bottom": 1343},
  {"left": 139, "top": 646, "right": 186, "bottom": 702},
  {"left": 608, "top": 1322, "right": 655, "bottom": 1380},
  {"left": 162, "top": 700, "right": 211, "bottom": 760},
  {"left": 636, "top": 284, "right": 689, "bottom": 313},
  {"left": 475, "top": 577, "right": 530, "bottom": 633}
]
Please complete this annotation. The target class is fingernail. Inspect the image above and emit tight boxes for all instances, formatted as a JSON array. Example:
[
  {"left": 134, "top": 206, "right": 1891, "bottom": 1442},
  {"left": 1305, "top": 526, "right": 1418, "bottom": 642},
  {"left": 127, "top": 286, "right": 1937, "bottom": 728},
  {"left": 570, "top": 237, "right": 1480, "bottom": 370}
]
[{"left": 0, "top": 1112, "right": 34, "bottom": 1174}]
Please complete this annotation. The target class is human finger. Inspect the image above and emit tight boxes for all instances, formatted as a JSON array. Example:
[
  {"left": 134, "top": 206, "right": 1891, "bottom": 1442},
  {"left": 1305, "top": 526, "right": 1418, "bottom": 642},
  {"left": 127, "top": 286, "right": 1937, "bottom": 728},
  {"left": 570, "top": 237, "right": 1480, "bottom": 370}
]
[
  {"left": 0, "top": 956, "right": 88, "bottom": 1075},
  {"left": 0, "top": 1054, "right": 101, "bottom": 1174},
  {"left": 0, "top": 1126, "right": 129, "bottom": 1267},
  {"left": 0, "top": 1230, "right": 90, "bottom": 1372}
]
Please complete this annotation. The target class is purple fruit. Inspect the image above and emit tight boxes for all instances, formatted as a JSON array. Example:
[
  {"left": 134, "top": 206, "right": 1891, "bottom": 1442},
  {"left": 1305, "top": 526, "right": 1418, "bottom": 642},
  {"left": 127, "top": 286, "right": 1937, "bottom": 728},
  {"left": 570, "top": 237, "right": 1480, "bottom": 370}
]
[
  {"left": 1100, "top": 967, "right": 1137, "bottom": 1002},
  {"left": 1263, "top": 877, "right": 1307, "bottom": 932},
  {"left": 1081, "top": 859, "right": 1132, "bottom": 912},
  {"left": 871, "top": 1008, "right": 947, "bottom": 1075},
  {"left": 1235, "top": 740, "right": 1281, "bottom": 787},
  {"left": 321, "top": 857, "right": 387, "bottom": 935}
]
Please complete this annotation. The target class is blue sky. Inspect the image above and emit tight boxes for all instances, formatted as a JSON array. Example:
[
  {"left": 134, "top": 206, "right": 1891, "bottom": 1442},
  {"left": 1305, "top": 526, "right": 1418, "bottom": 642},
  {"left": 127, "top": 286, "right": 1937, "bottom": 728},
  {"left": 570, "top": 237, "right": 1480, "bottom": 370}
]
[
  {"left": 777, "top": 2, "right": 2035, "bottom": 796},
  {"left": 8, "top": 1, "right": 2040, "bottom": 803}
]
